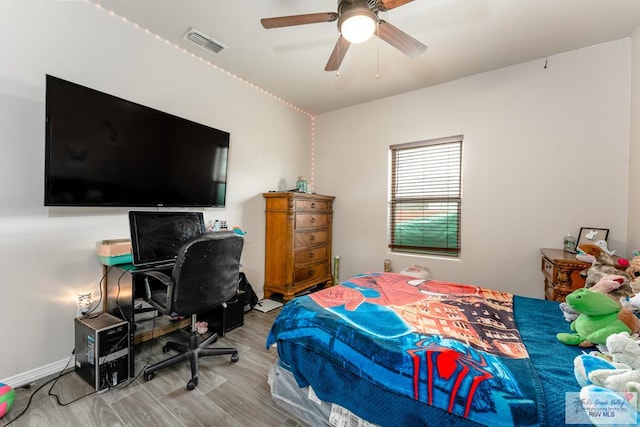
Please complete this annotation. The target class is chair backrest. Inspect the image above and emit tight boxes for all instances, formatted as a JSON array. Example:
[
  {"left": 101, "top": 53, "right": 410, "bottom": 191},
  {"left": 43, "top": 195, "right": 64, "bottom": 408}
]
[{"left": 170, "top": 231, "right": 244, "bottom": 316}]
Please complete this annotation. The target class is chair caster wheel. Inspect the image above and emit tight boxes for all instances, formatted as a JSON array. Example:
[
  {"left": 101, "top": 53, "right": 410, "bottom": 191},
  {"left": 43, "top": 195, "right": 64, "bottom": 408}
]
[
  {"left": 144, "top": 372, "right": 154, "bottom": 381},
  {"left": 187, "top": 378, "right": 197, "bottom": 390},
  {"left": 231, "top": 352, "right": 239, "bottom": 363}
]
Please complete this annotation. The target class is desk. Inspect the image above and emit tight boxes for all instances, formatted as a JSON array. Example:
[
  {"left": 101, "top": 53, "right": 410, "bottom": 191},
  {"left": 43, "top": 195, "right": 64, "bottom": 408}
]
[{"left": 104, "top": 264, "right": 190, "bottom": 373}]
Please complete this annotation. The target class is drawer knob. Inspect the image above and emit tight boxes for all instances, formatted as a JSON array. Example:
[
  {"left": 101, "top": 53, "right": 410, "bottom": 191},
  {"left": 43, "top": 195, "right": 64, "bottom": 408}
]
[
  {"left": 311, "top": 217, "right": 317, "bottom": 223},
  {"left": 310, "top": 235, "right": 316, "bottom": 241},
  {"left": 308, "top": 268, "right": 314, "bottom": 276},
  {"left": 311, "top": 202, "right": 316, "bottom": 208},
  {"left": 309, "top": 252, "right": 315, "bottom": 259}
]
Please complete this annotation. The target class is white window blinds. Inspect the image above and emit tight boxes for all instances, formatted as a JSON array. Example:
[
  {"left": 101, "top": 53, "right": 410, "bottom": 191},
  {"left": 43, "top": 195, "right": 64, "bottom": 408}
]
[{"left": 389, "top": 135, "right": 462, "bottom": 257}]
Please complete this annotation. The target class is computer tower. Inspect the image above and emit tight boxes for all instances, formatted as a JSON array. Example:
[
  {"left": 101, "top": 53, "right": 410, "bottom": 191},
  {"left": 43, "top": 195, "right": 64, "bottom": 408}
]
[{"left": 74, "top": 312, "right": 130, "bottom": 391}]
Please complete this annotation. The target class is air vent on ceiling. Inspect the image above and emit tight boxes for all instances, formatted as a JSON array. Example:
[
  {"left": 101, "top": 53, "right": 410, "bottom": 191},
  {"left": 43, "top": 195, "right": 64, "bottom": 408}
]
[{"left": 182, "top": 28, "right": 227, "bottom": 55}]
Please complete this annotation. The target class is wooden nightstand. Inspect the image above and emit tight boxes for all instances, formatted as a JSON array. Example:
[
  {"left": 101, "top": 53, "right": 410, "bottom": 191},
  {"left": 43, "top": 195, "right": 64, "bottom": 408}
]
[{"left": 540, "top": 248, "right": 590, "bottom": 302}]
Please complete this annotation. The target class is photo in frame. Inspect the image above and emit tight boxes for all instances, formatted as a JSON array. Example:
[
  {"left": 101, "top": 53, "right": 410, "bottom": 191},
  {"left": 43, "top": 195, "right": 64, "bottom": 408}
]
[{"left": 576, "top": 227, "right": 609, "bottom": 248}]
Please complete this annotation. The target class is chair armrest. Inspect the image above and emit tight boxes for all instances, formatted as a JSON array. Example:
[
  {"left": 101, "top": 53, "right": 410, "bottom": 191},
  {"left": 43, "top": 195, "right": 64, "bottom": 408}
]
[{"left": 139, "top": 270, "right": 175, "bottom": 315}]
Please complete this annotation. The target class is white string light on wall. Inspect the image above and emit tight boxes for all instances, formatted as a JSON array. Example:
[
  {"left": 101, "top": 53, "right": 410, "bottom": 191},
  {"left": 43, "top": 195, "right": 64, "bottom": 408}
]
[
  {"left": 93, "top": 2, "right": 317, "bottom": 186},
  {"left": 310, "top": 116, "right": 316, "bottom": 193}
]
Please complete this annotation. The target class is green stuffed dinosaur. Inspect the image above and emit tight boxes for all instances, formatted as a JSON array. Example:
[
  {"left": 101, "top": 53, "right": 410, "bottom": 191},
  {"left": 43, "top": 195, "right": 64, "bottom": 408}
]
[{"left": 557, "top": 288, "right": 631, "bottom": 347}]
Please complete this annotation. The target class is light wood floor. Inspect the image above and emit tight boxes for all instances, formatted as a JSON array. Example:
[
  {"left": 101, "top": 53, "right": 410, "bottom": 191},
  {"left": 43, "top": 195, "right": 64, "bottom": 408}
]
[{"left": 3, "top": 308, "right": 303, "bottom": 427}]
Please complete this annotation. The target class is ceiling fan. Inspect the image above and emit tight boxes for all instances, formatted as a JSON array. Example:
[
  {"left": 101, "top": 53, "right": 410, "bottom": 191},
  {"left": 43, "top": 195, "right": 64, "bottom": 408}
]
[{"left": 261, "top": 0, "right": 427, "bottom": 71}]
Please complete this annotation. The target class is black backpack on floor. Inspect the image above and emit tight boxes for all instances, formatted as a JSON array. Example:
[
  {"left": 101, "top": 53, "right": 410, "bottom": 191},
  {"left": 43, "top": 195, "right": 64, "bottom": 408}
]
[{"left": 238, "top": 272, "right": 258, "bottom": 313}]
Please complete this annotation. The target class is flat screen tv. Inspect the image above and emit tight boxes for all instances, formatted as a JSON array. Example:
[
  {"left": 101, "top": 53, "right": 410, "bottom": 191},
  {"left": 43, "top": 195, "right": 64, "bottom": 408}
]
[{"left": 44, "top": 75, "right": 230, "bottom": 207}]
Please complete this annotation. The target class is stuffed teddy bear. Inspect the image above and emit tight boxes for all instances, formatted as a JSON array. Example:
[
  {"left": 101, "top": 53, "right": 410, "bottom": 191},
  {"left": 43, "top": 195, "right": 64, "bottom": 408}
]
[
  {"left": 625, "top": 255, "right": 640, "bottom": 294},
  {"left": 557, "top": 288, "right": 631, "bottom": 347},
  {"left": 579, "top": 244, "right": 633, "bottom": 300}
]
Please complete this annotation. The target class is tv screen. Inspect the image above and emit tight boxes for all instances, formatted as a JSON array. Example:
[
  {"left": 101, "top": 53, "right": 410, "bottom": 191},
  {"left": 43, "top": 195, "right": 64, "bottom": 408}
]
[
  {"left": 129, "top": 211, "right": 205, "bottom": 267},
  {"left": 44, "top": 75, "right": 230, "bottom": 207}
]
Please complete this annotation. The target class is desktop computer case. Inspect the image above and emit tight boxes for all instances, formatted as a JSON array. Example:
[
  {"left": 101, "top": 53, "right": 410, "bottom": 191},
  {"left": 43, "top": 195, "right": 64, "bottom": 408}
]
[{"left": 74, "top": 312, "right": 130, "bottom": 391}]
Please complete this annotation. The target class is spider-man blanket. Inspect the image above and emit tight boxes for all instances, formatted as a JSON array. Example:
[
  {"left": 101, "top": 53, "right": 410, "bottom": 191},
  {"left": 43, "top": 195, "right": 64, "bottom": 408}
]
[{"left": 267, "top": 273, "right": 552, "bottom": 427}]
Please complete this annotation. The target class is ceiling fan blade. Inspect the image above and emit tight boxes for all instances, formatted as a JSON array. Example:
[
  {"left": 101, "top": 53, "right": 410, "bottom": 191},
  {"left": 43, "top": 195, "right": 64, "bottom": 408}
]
[
  {"left": 325, "top": 36, "right": 351, "bottom": 71},
  {"left": 376, "top": 20, "right": 427, "bottom": 57},
  {"left": 261, "top": 12, "right": 338, "bottom": 29},
  {"left": 376, "top": 0, "right": 413, "bottom": 11}
]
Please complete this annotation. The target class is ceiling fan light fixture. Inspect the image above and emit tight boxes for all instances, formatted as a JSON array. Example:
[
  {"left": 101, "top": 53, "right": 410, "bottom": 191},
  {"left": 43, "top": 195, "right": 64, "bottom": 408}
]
[{"left": 339, "top": 7, "right": 377, "bottom": 44}]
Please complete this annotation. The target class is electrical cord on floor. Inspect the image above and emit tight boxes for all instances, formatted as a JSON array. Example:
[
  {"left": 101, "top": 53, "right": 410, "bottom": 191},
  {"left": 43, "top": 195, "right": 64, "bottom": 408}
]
[
  {"left": 0, "top": 377, "right": 58, "bottom": 427},
  {"left": 4, "top": 276, "right": 166, "bottom": 424},
  {"left": 0, "top": 349, "right": 78, "bottom": 426},
  {"left": 47, "top": 349, "right": 97, "bottom": 407},
  {"left": 2, "top": 269, "right": 168, "bottom": 425}
]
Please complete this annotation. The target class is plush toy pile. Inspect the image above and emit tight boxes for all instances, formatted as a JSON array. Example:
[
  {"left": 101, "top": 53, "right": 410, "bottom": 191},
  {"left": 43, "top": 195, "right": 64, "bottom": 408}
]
[
  {"left": 574, "top": 332, "right": 640, "bottom": 425},
  {"left": 559, "top": 274, "right": 640, "bottom": 332},
  {"left": 561, "top": 246, "right": 640, "bottom": 424},
  {"left": 579, "top": 243, "right": 634, "bottom": 298},
  {"left": 559, "top": 243, "right": 640, "bottom": 325}
]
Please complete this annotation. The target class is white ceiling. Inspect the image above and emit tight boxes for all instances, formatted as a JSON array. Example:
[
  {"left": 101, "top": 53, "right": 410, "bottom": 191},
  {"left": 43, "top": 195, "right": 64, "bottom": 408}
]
[{"left": 91, "top": 0, "right": 640, "bottom": 115}]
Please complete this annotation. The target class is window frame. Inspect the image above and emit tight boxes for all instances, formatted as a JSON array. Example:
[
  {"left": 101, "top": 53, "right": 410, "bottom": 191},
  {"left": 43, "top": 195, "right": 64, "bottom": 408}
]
[{"left": 388, "top": 135, "right": 463, "bottom": 257}]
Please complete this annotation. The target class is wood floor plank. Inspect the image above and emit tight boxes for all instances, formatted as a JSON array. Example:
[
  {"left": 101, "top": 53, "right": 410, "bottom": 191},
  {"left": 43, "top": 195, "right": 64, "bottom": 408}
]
[
  {"left": 203, "top": 379, "right": 289, "bottom": 427},
  {"left": 109, "top": 387, "right": 183, "bottom": 427}
]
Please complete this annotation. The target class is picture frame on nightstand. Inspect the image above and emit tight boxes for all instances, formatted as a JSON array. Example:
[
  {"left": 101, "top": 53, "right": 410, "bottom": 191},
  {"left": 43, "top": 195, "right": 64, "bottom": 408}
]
[{"left": 576, "top": 227, "right": 609, "bottom": 248}]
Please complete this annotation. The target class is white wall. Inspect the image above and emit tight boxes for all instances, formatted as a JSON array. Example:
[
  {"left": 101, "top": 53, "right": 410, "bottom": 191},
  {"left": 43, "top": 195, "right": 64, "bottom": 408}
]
[
  {"left": 628, "top": 31, "right": 640, "bottom": 253},
  {"left": 315, "top": 40, "right": 631, "bottom": 298},
  {"left": 0, "top": 1, "right": 310, "bottom": 382}
]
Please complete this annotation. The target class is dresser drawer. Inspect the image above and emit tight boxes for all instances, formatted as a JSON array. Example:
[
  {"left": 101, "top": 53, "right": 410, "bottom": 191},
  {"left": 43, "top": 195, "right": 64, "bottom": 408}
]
[
  {"left": 540, "top": 248, "right": 592, "bottom": 302},
  {"left": 296, "top": 199, "right": 329, "bottom": 211},
  {"left": 295, "top": 230, "right": 328, "bottom": 248},
  {"left": 296, "top": 213, "right": 328, "bottom": 229},
  {"left": 294, "top": 246, "right": 328, "bottom": 265},
  {"left": 294, "top": 261, "right": 329, "bottom": 283},
  {"left": 541, "top": 257, "right": 555, "bottom": 281}
]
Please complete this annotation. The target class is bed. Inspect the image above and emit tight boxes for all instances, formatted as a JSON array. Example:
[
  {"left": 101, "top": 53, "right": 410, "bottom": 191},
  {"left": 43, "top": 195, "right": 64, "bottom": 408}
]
[{"left": 266, "top": 272, "right": 588, "bottom": 426}]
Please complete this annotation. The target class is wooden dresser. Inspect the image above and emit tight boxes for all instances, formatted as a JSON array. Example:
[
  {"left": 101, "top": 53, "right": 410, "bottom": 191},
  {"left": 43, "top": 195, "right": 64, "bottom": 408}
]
[
  {"left": 263, "top": 192, "right": 335, "bottom": 302},
  {"left": 540, "top": 248, "right": 590, "bottom": 302}
]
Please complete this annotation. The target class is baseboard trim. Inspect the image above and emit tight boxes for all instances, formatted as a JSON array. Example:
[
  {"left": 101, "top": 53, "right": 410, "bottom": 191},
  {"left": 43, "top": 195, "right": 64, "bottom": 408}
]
[{"left": 1, "top": 356, "right": 75, "bottom": 388}]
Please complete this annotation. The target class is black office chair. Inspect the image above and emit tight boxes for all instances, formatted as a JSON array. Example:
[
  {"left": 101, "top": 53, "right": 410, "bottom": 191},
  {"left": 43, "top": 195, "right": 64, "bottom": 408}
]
[{"left": 140, "top": 231, "right": 244, "bottom": 390}]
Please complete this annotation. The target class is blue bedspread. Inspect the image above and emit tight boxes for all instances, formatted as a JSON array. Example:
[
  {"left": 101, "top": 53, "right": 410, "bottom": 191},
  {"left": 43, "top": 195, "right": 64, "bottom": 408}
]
[{"left": 266, "top": 273, "right": 586, "bottom": 426}]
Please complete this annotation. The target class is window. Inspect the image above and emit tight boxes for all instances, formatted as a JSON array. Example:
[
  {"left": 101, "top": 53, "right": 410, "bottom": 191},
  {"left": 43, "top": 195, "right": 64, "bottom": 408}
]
[{"left": 389, "top": 135, "right": 462, "bottom": 257}]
